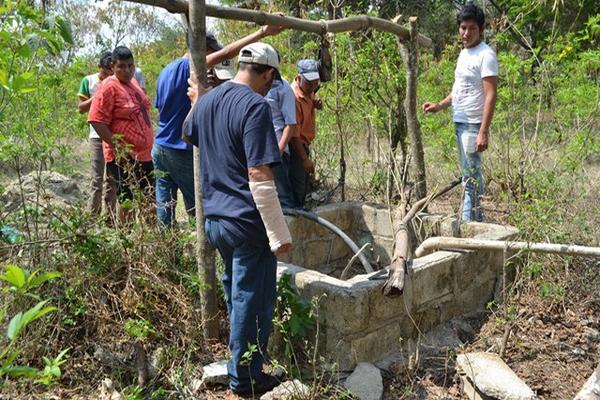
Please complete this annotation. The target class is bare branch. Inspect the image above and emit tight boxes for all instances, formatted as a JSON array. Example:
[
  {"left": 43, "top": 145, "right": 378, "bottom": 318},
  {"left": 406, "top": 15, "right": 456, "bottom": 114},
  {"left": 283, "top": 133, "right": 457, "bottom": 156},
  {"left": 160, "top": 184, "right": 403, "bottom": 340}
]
[{"left": 124, "top": 0, "right": 432, "bottom": 47}]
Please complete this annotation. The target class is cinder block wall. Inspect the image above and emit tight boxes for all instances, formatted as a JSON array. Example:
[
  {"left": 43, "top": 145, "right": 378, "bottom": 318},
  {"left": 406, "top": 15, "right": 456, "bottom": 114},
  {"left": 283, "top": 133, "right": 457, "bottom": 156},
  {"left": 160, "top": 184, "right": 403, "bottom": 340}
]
[{"left": 277, "top": 202, "right": 519, "bottom": 370}]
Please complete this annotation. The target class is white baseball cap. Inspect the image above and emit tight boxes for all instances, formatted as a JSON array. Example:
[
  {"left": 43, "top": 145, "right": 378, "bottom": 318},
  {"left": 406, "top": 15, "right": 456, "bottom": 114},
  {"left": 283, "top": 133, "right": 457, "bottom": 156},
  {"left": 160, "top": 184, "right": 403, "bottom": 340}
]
[
  {"left": 238, "top": 42, "right": 279, "bottom": 70},
  {"left": 213, "top": 59, "right": 235, "bottom": 80}
]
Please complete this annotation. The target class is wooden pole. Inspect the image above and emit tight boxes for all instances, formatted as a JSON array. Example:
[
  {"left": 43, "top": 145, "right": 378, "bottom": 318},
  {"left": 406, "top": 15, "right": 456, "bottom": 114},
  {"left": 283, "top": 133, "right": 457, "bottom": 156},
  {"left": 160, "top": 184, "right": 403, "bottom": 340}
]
[
  {"left": 382, "top": 178, "right": 461, "bottom": 297},
  {"left": 398, "top": 16, "right": 427, "bottom": 201},
  {"left": 123, "top": 0, "right": 432, "bottom": 47},
  {"left": 415, "top": 237, "right": 600, "bottom": 258},
  {"left": 187, "top": 0, "right": 219, "bottom": 340}
]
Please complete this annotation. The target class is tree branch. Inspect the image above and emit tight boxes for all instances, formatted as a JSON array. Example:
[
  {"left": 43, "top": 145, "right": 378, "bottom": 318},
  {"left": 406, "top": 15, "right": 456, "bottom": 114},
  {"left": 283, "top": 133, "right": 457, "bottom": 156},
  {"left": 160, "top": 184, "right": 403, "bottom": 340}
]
[{"left": 124, "top": 0, "right": 432, "bottom": 47}]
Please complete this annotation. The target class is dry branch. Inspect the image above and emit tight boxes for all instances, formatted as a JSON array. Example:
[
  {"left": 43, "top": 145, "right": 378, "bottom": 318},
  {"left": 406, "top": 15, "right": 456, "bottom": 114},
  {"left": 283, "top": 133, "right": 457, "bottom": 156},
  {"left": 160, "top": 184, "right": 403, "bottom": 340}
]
[
  {"left": 382, "top": 178, "right": 461, "bottom": 297},
  {"left": 124, "top": 0, "right": 432, "bottom": 47},
  {"left": 415, "top": 237, "right": 600, "bottom": 258}
]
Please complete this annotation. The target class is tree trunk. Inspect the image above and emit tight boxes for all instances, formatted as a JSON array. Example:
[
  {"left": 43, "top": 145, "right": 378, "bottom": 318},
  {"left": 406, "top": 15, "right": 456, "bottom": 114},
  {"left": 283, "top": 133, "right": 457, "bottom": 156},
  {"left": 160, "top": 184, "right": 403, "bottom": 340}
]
[
  {"left": 186, "top": 0, "right": 219, "bottom": 340},
  {"left": 398, "top": 17, "right": 427, "bottom": 201}
]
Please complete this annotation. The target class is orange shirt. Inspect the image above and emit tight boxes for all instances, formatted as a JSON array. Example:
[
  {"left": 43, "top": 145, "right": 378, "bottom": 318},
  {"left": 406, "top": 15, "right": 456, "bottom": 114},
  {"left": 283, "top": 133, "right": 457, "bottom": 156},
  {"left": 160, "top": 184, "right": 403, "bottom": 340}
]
[
  {"left": 291, "top": 78, "right": 317, "bottom": 145},
  {"left": 88, "top": 76, "right": 153, "bottom": 162}
]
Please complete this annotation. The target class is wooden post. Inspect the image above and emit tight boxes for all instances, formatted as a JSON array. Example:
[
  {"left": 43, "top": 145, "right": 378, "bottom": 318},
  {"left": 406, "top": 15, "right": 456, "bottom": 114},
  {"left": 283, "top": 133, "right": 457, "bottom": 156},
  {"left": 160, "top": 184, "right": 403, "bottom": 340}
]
[
  {"left": 187, "top": 0, "right": 219, "bottom": 340},
  {"left": 398, "top": 16, "right": 427, "bottom": 200}
]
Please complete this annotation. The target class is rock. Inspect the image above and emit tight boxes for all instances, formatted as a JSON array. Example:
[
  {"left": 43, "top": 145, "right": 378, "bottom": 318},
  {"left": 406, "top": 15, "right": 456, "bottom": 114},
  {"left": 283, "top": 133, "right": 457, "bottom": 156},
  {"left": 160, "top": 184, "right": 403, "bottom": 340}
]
[
  {"left": 456, "top": 352, "right": 536, "bottom": 400},
  {"left": 93, "top": 345, "right": 129, "bottom": 368},
  {"left": 99, "top": 378, "right": 123, "bottom": 400},
  {"left": 421, "top": 323, "right": 463, "bottom": 352},
  {"left": 574, "top": 363, "right": 600, "bottom": 400},
  {"left": 584, "top": 327, "right": 600, "bottom": 342},
  {"left": 148, "top": 347, "right": 165, "bottom": 377},
  {"left": 344, "top": 362, "right": 383, "bottom": 400},
  {"left": 260, "top": 379, "right": 310, "bottom": 400},
  {"left": 1, "top": 171, "right": 82, "bottom": 213},
  {"left": 199, "top": 360, "right": 229, "bottom": 387}
]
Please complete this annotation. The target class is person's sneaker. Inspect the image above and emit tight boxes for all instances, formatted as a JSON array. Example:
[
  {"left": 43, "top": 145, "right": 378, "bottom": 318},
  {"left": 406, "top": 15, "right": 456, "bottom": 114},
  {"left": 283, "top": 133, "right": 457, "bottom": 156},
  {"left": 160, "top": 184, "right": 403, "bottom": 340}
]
[{"left": 231, "top": 373, "right": 279, "bottom": 397}]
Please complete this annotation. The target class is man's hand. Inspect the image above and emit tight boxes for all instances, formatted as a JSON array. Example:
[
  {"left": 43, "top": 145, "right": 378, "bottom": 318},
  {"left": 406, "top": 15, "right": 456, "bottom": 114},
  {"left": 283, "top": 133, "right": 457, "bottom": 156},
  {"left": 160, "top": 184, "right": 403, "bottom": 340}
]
[
  {"left": 187, "top": 73, "right": 207, "bottom": 105},
  {"left": 303, "top": 158, "right": 315, "bottom": 174},
  {"left": 261, "top": 24, "right": 285, "bottom": 37},
  {"left": 476, "top": 129, "right": 489, "bottom": 152},
  {"left": 422, "top": 102, "right": 439, "bottom": 113},
  {"left": 314, "top": 98, "right": 323, "bottom": 110},
  {"left": 275, "top": 243, "right": 292, "bottom": 256}
]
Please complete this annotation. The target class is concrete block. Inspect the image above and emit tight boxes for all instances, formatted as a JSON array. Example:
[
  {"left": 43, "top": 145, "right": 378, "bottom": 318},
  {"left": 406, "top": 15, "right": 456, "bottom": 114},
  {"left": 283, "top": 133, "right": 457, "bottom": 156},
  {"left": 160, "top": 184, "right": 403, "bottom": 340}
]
[
  {"left": 314, "top": 202, "right": 356, "bottom": 232},
  {"left": 411, "top": 256, "right": 456, "bottom": 312},
  {"left": 374, "top": 208, "right": 393, "bottom": 237},
  {"left": 303, "top": 239, "right": 333, "bottom": 269},
  {"left": 348, "top": 320, "right": 411, "bottom": 367},
  {"left": 456, "top": 352, "right": 536, "bottom": 400}
]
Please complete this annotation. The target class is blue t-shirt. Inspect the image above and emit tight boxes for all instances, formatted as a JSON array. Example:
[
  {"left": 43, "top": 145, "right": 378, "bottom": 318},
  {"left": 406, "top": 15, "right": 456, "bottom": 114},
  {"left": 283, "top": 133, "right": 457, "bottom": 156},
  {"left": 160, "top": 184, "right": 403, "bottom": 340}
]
[
  {"left": 154, "top": 57, "right": 192, "bottom": 151},
  {"left": 183, "top": 81, "right": 281, "bottom": 244},
  {"left": 265, "top": 79, "right": 296, "bottom": 153}
]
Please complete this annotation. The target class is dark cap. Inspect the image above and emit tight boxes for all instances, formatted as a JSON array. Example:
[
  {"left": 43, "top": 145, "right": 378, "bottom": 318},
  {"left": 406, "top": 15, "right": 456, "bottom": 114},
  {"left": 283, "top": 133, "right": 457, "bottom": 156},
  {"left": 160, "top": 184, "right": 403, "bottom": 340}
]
[{"left": 206, "top": 33, "right": 223, "bottom": 52}]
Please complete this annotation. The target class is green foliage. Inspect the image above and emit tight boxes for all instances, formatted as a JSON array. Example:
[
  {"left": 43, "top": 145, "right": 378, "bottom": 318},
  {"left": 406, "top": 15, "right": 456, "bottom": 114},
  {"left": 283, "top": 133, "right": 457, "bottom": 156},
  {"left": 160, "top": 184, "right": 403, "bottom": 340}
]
[
  {"left": 37, "top": 348, "right": 70, "bottom": 386},
  {"left": 124, "top": 318, "right": 156, "bottom": 341},
  {"left": 0, "top": 264, "right": 62, "bottom": 299},
  {"left": 273, "top": 274, "right": 316, "bottom": 363},
  {"left": 240, "top": 342, "right": 258, "bottom": 367}
]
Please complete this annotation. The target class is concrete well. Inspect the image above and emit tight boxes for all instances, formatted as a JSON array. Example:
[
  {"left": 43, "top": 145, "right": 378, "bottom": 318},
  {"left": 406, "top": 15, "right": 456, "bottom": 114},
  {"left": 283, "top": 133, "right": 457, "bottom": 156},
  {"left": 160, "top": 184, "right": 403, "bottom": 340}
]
[{"left": 277, "top": 202, "right": 519, "bottom": 371}]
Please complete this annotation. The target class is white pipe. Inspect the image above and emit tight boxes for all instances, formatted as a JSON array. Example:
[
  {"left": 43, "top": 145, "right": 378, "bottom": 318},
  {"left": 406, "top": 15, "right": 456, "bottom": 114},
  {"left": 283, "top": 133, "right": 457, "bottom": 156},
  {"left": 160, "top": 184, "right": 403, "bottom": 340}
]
[{"left": 415, "top": 237, "right": 600, "bottom": 258}]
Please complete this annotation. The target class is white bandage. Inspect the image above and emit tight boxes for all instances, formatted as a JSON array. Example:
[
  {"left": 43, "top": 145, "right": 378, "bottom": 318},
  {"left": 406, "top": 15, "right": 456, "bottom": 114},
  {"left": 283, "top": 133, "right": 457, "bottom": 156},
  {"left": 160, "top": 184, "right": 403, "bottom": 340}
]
[{"left": 249, "top": 180, "right": 292, "bottom": 253}]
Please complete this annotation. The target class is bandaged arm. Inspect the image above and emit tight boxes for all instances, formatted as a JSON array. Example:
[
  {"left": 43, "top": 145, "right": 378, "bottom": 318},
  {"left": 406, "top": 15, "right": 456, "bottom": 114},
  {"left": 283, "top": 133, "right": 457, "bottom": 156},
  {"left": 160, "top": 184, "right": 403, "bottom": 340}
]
[{"left": 248, "top": 165, "right": 292, "bottom": 253}]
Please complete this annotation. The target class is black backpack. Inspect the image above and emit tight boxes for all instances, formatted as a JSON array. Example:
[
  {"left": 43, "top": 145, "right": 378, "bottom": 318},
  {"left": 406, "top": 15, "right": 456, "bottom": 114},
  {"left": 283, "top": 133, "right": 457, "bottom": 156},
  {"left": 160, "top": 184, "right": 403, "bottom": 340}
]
[{"left": 317, "top": 36, "right": 332, "bottom": 82}]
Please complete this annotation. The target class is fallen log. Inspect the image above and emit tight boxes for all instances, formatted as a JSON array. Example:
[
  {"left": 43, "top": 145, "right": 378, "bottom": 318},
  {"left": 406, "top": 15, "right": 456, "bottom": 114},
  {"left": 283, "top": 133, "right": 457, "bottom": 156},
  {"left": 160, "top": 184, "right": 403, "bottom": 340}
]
[
  {"left": 382, "top": 178, "right": 461, "bottom": 297},
  {"left": 282, "top": 208, "right": 374, "bottom": 275},
  {"left": 415, "top": 237, "right": 600, "bottom": 258}
]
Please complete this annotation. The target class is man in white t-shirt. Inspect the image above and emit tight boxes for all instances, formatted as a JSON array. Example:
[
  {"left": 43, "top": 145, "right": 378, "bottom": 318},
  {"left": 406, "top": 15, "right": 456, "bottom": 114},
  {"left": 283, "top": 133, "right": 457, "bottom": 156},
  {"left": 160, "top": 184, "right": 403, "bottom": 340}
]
[
  {"left": 78, "top": 52, "right": 117, "bottom": 218},
  {"left": 422, "top": 2, "right": 498, "bottom": 222}
]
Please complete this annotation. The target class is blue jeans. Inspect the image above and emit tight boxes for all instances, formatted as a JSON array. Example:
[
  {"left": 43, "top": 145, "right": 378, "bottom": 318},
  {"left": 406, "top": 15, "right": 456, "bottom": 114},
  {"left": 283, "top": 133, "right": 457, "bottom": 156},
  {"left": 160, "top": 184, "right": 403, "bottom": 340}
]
[
  {"left": 204, "top": 218, "right": 277, "bottom": 392},
  {"left": 274, "top": 152, "right": 299, "bottom": 209},
  {"left": 151, "top": 144, "right": 195, "bottom": 227},
  {"left": 455, "top": 122, "right": 484, "bottom": 222}
]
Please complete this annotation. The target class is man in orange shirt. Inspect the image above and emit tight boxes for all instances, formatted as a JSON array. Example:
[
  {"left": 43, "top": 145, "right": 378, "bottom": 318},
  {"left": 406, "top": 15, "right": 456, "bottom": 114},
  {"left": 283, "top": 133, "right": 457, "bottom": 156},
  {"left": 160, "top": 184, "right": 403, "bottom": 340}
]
[
  {"left": 289, "top": 59, "right": 322, "bottom": 207},
  {"left": 88, "top": 46, "right": 154, "bottom": 223}
]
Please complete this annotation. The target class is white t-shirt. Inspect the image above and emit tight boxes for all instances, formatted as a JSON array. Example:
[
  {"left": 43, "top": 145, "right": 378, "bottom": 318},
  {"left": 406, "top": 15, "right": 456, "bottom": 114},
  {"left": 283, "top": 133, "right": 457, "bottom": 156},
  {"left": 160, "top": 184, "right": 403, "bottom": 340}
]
[
  {"left": 79, "top": 73, "right": 101, "bottom": 139},
  {"left": 451, "top": 42, "right": 498, "bottom": 124}
]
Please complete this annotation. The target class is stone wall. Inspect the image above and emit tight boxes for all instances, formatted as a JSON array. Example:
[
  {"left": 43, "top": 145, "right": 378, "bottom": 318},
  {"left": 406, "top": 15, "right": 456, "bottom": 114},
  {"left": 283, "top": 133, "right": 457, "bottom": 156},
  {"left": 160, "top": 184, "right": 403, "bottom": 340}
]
[{"left": 277, "top": 202, "right": 519, "bottom": 371}]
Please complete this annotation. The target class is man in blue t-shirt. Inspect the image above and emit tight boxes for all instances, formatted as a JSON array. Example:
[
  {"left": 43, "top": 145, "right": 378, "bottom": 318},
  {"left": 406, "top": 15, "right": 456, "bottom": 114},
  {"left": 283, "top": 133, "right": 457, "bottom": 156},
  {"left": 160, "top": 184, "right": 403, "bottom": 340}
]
[
  {"left": 265, "top": 77, "right": 298, "bottom": 208},
  {"left": 153, "top": 27, "right": 283, "bottom": 227},
  {"left": 183, "top": 42, "right": 292, "bottom": 397}
]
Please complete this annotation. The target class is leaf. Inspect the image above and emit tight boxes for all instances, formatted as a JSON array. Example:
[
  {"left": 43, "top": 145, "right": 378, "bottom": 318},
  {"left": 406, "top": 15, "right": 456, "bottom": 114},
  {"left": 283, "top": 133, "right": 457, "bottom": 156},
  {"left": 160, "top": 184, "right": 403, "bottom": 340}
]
[
  {"left": 0, "top": 69, "right": 9, "bottom": 87},
  {"left": 7, "top": 311, "right": 23, "bottom": 340},
  {"left": 7, "top": 300, "right": 57, "bottom": 341},
  {"left": 4, "top": 366, "right": 39, "bottom": 378},
  {"left": 12, "top": 72, "right": 36, "bottom": 94},
  {"left": 55, "top": 16, "right": 74, "bottom": 45},
  {"left": 29, "top": 271, "right": 62, "bottom": 289},
  {"left": 17, "top": 42, "right": 32, "bottom": 58},
  {"left": 0, "top": 264, "right": 27, "bottom": 289}
]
